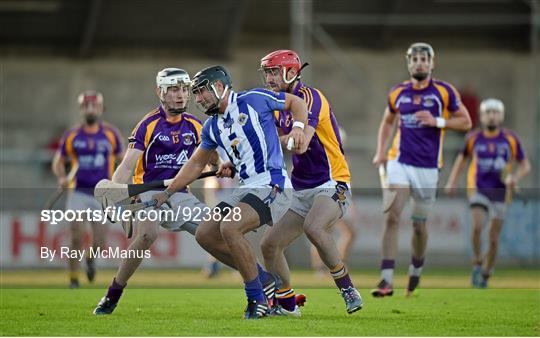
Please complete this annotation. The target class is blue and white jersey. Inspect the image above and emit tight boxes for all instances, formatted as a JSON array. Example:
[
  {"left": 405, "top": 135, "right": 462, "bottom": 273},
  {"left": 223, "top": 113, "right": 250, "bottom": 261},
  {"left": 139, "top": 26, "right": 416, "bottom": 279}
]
[{"left": 201, "top": 89, "right": 289, "bottom": 190}]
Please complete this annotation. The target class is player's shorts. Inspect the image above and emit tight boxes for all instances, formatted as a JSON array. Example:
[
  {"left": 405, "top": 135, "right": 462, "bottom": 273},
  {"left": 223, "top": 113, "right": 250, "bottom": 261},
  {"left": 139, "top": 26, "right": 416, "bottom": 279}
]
[
  {"left": 468, "top": 192, "right": 506, "bottom": 220},
  {"left": 137, "top": 190, "right": 206, "bottom": 232},
  {"left": 219, "top": 174, "right": 293, "bottom": 226},
  {"left": 387, "top": 160, "right": 439, "bottom": 221},
  {"left": 290, "top": 180, "right": 351, "bottom": 219},
  {"left": 66, "top": 189, "right": 102, "bottom": 212}
]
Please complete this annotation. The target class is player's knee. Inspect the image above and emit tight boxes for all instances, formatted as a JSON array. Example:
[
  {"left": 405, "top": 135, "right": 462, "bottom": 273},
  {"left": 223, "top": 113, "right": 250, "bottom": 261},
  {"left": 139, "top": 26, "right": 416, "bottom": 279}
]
[
  {"left": 219, "top": 222, "right": 240, "bottom": 241},
  {"left": 138, "top": 230, "right": 158, "bottom": 246},
  {"left": 261, "top": 237, "right": 280, "bottom": 259},
  {"left": 303, "top": 224, "right": 323, "bottom": 244},
  {"left": 385, "top": 211, "right": 400, "bottom": 227},
  {"left": 412, "top": 221, "right": 427, "bottom": 236}
]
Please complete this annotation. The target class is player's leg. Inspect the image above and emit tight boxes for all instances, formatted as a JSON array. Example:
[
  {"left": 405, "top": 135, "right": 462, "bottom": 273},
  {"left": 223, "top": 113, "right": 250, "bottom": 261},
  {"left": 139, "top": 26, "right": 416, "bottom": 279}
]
[
  {"left": 195, "top": 217, "right": 239, "bottom": 269},
  {"left": 470, "top": 205, "right": 487, "bottom": 287},
  {"left": 86, "top": 221, "right": 106, "bottom": 283},
  {"left": 336, "top": 217, "right": 358, "bottom": 263},
  {"left": 303, "top": 193, "right": 362, "bottom": 314},
  {"left": 405, "top": 166, "right": 438, "bottom": 297},
  {"left": 480, "top": 217, "right": 504, "bottom": 288},
  {"left": 219, "top": 198, "right": 270, "bottom": 319},
  {"left": 310, "top": 244, "right": 326, "bottom": 276},
  {"left": 260, "top": 209, "right": 305, "bottom": 314},
  {"left": 93, "top": 218, "right": 159, "bottom": 315},
  {"left": 68, "top": 220, "right": 85, "bottom": 288},
  {"left": 372, "top": 184, "right": 410, "bottom": 297}
]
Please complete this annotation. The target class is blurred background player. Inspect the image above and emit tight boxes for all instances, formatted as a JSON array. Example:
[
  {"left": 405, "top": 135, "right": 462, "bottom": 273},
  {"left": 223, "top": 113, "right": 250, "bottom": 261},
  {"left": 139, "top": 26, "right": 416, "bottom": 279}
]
[
  {"left": 310, "top": 127, "right": 359, "bottom": 276},
  {"left": 445, "top": 98, "right": 531, "bottom": 288},
  {"left": 152, "top": 65, "right": 308, "bottom": 319},
  {"left": 94, "top": 68, "right": 210, "bottom": 314},
  {"left": 258, "top": 50, "right": 363, "bottom": 315},
  {"left": 371, "top": 42, "right": 472, "bottom": 297},
  {"left": 52, "top": 90, "right": 124, "bottom": 288}
]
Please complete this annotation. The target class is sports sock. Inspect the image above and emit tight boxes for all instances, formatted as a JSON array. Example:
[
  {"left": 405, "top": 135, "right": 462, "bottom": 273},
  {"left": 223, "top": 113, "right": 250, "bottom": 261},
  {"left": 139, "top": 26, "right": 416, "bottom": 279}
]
[
  {"left": 256, "top": 263, "right": 273, "bottom": 285},
  {"left": 330, "top": 262, "right": 354, "bottom": 290},
  {"left": 244, "top": 276, "right": 265, "bottom": 303},
  {"left": 408, "top": 256, "right": 424, "bottom": 277},
  {"left": 106, "top": 278, "right": 125, "bottom": 304},
  {"left": 276, "top": 288, "right": 296, "bottom": 311},
  {"left": 381, "top": 259, "right": 395, "bottom": 284}
]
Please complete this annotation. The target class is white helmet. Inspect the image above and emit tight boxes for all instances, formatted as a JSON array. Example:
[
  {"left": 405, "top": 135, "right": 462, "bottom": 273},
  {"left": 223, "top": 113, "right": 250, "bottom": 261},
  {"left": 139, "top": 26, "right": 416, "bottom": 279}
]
[
  {"left": 156, "top": 68, "right": 191, "bottom": 100},
  {"left": 480, "top": 98, "right": 505, "bottom": 121}
]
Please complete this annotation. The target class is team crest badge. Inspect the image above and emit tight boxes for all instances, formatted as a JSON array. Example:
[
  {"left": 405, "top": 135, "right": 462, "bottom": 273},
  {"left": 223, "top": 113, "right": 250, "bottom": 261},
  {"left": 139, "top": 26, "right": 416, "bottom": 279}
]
[
  {"left": 182, "top": 133, "right": 194, "bottom": 145},
  {"left": 237, "top": 113, "right": 249, "bottom": 126},
  {"left": 423, "top": 97, "right": 434, "bottom": 107}
]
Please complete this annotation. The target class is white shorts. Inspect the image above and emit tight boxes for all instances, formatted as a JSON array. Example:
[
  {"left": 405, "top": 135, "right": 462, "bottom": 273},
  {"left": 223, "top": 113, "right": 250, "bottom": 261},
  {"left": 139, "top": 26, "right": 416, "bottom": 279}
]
[
  {"left": 387, "top": 160, "right": 439, "bottom": 204},
  {"left": 220, "top": 175, "right": 292, "bottom": 226},
  {"left": 66, "top": 189, "right": 102, "bottom": 212},
  {"left": 469, "top": 192, "right": 507, "bottom": 220},
  {"left": 138, "top": 191, "right": 206, "bottom": 232},
  {"left": 290, "top": 180, "right": 351, "bottom": 219}
]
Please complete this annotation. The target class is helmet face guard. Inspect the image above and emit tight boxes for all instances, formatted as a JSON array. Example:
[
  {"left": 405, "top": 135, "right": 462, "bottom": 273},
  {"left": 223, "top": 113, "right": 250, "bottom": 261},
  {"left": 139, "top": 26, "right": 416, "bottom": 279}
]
[
  {"left": 406, "top": 43, "right": 435, "bottom": 81},
  {"left": 191, "top": 66, "right": 232, "bottom": 116},
  {"left": 480, "top": 98, "right": 505, "bottom": 130},
  {"left": 78, "top": 90, "right": 104, "bottom": 124},
  {"left": 156, "top": 68, "right": 191, "bottom": 115}
]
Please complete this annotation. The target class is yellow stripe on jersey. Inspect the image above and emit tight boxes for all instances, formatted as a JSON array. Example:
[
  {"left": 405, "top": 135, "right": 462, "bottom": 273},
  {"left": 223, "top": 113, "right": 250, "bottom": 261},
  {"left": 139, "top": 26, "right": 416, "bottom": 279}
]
[
  {"left": 434, "top": 83, "right": 452, "bottom": 168},
  {"left": 299, "top": 87, "right": 313, "bottom": 111},
  {"left": 133, "top": 117, "right": 160, "bottom": 184},
  {"left": 312, "top": 88, "right": 350, "bottom": 183},
  {"left": 505, "top": 132, "right": 518, "bottom": 159},
  {"left": 130, "top": 108, "right": 160, "bottom": 139},
  {"left": 467, "top": 155, "right": 478, "bottom": 197},
  {"left": 184, "top": 117, "right": 203, "bottom": 143},
  {"left": 387, "top": 123, "right": 401, "bottom": 160},
  {"left": 65, "top": 130, "right": 78, "bottom": 159},
  {"left": 104, "top": 128, "right": 117, "bottom": 179},
  {"left": 388, "top": 85, "right": 407, "bottom": 113}
]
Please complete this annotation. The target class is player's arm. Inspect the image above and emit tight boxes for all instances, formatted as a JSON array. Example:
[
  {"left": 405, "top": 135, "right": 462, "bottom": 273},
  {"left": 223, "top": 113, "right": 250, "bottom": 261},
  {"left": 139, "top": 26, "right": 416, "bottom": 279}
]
[
  {"left": 112, "top": 148, "right": 143, "bottom": 184},
  {"left": 283, "top": 93, "right": 309, "bottom": 151},
  {"left": 373, "top": 107, "right": 397, "bottom": 167},
  {"left": 506, "top": 158, "right": 531, "bottom": 189},
  {"left": 444, "top": 153, "right": 468, "bottom": 197},
  {"left": 152, "top": 146, "right": 214, "bottom": 207},
  {"left": 51, "top": 151, "right": 69, "bottom": 188},
  {"left": 416, "top": 103, "right": 472, "bottom": 132}
]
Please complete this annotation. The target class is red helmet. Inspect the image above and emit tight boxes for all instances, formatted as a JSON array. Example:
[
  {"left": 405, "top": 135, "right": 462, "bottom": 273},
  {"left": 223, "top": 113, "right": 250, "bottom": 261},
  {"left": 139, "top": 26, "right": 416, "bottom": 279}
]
[
  {"left": 77, "top": 90, "right": 103, "bottom": 107},
  {"left": 260, "top": 49, "right": 303, "bottom": 84},
  {"left": 260, "top": 49, "right": 301, "bottom": 72}
]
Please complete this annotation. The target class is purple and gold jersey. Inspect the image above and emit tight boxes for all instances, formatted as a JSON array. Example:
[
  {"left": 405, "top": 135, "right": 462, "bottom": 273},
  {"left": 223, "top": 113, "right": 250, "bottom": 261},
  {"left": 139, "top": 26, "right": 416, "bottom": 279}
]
[
  {"left": 462, "top": 128, "right": 526, "bottom": 202},
  {"left": 128, "top": 107, "right": 202, "bottom": 188},
  {"left": 274, "top": 82, "right": 350, "bottom": 190},
  {"left": 60, "top": 122, "right": 123, "bottom": 194},
  {"left": 387, "top": 78, "right": 461, "bottom": 169}
]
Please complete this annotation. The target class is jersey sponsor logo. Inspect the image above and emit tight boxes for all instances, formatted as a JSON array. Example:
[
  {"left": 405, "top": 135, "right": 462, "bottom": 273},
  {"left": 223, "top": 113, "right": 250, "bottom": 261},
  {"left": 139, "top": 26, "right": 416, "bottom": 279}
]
[
  {"left": 400, "top": 114, "right": 421, "bottom": 129},
  {"left": 78, "top": 153, "right": 106, "bottom": 169},
  {"left": 154, "top": 150, "right": 189, "bottom": 166},
  {"left": 237, "top": 113, "right": 249, "bottom": 126}
]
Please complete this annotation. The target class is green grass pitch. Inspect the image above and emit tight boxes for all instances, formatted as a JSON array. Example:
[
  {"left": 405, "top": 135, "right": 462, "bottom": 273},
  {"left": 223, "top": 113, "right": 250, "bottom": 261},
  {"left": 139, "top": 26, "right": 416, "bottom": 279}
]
[{"left": 1, "top": 288, "right": 539, "bottom": 336}]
